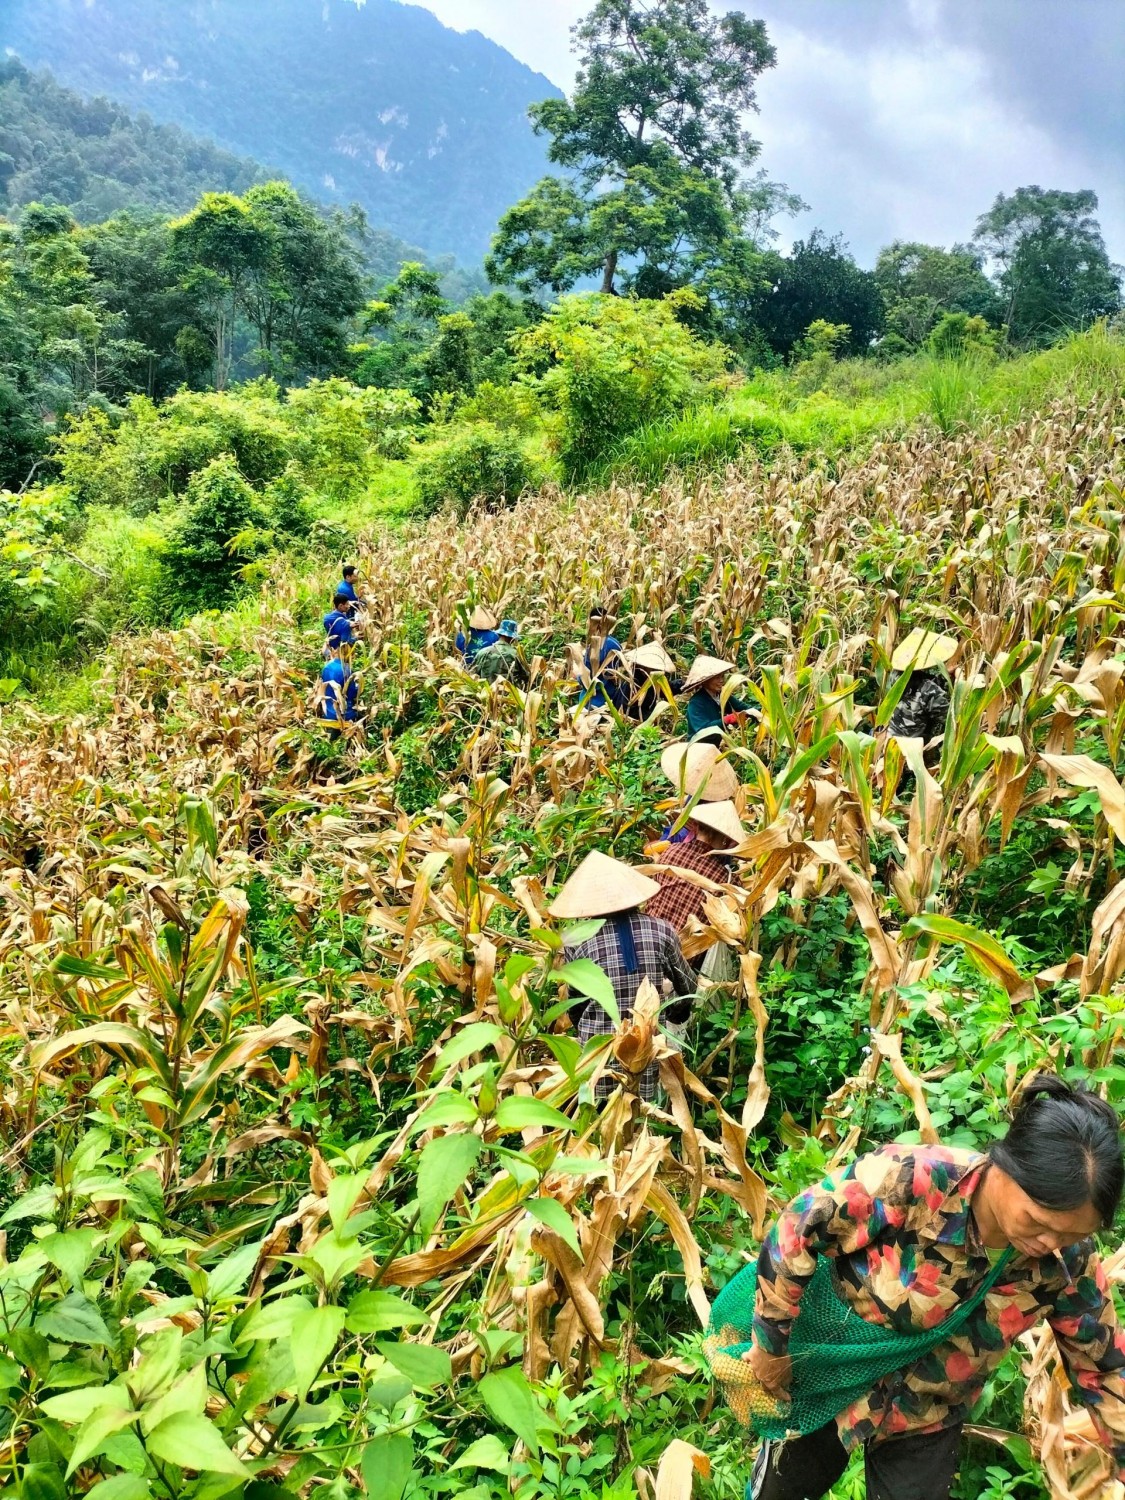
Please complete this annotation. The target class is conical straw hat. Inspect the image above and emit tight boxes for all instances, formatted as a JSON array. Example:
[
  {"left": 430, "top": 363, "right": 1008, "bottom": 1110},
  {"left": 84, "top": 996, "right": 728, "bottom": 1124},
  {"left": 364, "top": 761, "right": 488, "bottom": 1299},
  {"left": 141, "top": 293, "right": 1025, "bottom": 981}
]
[
  {"left": 624, "top": 642, "right": 677, "bottom": 674},
  {"left": 682, "top": 654, "right": 736, "bottom": 693},
  {"left": 549, "top": 850, "right": 661, "bottom": 919},
  {"left": 891, "top": 628, "right": 957, "bottom": 672},
  {"left": 469, "top": 606, "right": 499, "bottom": 631},
  {"left": 660, "top": 741, "right": 738, "bottom": 802},
  {"left": 688, "top": 799, "right": 747, "bottom": 846}
]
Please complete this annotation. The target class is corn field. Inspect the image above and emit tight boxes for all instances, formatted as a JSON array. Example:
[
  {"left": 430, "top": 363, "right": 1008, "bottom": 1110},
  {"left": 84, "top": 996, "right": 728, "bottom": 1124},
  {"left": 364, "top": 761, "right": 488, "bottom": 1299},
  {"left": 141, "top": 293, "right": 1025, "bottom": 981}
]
[{"left": 1, "top": 388, "right": 1125, "bottom": 1499}]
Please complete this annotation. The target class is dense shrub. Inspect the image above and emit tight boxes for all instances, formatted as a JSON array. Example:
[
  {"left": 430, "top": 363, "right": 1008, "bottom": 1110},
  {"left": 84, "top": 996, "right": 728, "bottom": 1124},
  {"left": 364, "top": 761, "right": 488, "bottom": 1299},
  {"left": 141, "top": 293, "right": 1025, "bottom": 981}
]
[
  {"left": 516, "top": 293, "right": 728, "bottom": 481},
  {"left": 414, "top": 422, "right": 542, "bottom": 517},
  {"left": 161, "top": 453, "right": 266, "bottom": 611}
]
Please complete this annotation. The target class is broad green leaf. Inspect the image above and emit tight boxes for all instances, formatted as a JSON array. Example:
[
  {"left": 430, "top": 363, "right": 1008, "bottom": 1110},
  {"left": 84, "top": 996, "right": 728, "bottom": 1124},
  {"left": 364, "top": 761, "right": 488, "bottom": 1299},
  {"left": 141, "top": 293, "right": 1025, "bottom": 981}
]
[
  {"left": 36, "top": 1293, "right": 111, "bottom": 1346},
  {"left": 560, "top": 919, "right": 605, "bottom": 945},
  {"left": 556, "top": 958, "right": 619, "bottom": 1027},
  {"left": 237, "top": 1295, "right": 313, "bottom": 1343},
  {"left": 205, "top": 1240, "right": 261, "bottom": 1303},
  {"left": 126, "top": 1327, "right": 182, "bottom": 1405},
  {"left": 40, "top": 1383, "right": 127, "bottom": 1422},
  {"left": 360, "top": 1431, "right": 413, "bottom": 1500},
  {"left": 377, "top": 1340, "right": 452, "bottom": 1389},
  {"left": 524, "top": 1197, "right": 583, "bottom": 1259},
  {"left": 17, "top": 1463, "right": 68, "bottom": 1500},
  {"left": 417, "top": 1132, "right": 482, "bottom": 1236},
  {"left": 345, "top": 1289, "right": 429, "bottom": 1335},
  {"left": 85, "top": 1477, "right": 151, "bottom": 1500},
  {"left": 1, "top": 1183, "right": 58, "bottom": 1225},
  {"left": 409, "top": 1092, "right": 480, "bottom": 1135},
  {"left": 0, "top": 1353, "right": 22, "bottom": 1391},
  {"left": 145, "top": 1412, "right": 248, "bottom": 1477},
  {"left": 452, "top": 1433, "right": 511, "bottom": 1472},
  {"left": 433, "top": 1022, "right": 507, "bottom": 1073},
  {"left": 478, "top": 1366, "right": 541, "bottom": 1456},
  {"left": 493, "top": 1097, "right": 571, "bottom": 1133},
  {"left": 327, "top": 1173, "right": 367, "bottom": 1234},
  {"left": 290, "top": 1303, "right": 346, "bottom": 1397},
  {"left": 368, "top": 1372, "right": 413, "bottom": 1410},
  {"left": 65, "top": 1402, "right": 136, "bottom": 1478},
  {"left": 139, "top": 1362, "right": 207, "bottom": 1435},
  {"left": 39, "top": 1229, "right": 100, "bottom": 1288}
]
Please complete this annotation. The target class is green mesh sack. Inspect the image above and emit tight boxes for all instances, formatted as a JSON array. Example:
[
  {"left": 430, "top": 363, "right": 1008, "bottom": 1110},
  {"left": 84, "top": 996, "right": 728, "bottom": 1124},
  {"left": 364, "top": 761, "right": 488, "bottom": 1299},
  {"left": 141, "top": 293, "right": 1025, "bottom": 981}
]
[{"left": 703, "top": 1248, "right": 1013, "bottom": 1439}]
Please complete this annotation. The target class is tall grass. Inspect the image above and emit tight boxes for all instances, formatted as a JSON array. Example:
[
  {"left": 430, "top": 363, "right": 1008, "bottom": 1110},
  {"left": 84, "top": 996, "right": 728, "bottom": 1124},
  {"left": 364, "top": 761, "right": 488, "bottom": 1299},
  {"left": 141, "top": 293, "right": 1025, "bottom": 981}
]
[{"left": 601, "top": 325, "right": 1125, "bottom": 485}]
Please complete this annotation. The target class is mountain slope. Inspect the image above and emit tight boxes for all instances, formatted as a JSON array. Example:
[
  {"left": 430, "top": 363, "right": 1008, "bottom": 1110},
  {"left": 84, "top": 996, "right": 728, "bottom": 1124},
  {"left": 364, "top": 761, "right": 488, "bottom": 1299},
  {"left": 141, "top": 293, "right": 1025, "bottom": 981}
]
[
  {"left": 2, "top": 0, "right": 563, "bottom": 264},
  {"left": 0, "top": 58, "right": 270, "bottom": 221}
]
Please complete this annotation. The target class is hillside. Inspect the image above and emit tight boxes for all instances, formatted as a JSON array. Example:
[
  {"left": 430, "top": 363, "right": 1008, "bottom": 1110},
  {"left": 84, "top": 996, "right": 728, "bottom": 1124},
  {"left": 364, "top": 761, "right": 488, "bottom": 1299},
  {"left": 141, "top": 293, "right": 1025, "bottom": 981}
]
[
  {"left": 3, "top": 0, "right": 563, "bottom": 263},
  {"left": 0, "top": 57, "right": 271, "bottom": 220},
  {"left": 1, "top": 350, "right": 1124, "bottom": 1497}
]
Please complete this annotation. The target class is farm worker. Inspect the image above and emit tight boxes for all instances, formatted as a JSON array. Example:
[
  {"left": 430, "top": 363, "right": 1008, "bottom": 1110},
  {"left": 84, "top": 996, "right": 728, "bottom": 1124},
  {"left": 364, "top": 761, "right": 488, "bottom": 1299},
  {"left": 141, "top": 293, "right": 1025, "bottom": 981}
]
[
  {"left": 550, "top": 851, "right": 696, "bottom": 1100},
  {"left": 712, "top": 1076, "right": 1125, "bottom": 1500},
  {"left": 650, "top": 740, "right": 741, "bottom": 852},
  {"left": 338, "top": 563, "right": 364, "bottom": 616},
  {"left": 317, "top": 649, "right": 360, "bottom": 729},
  {"left": 682, "top": 654, "right": 751, "bottom": 744},
  {"left": 582, "top": 604, "right": 631, "bottom": 712},
  {"left": 622, "top": 641, "right": 680, "bottom": 722},
  {"left": 474, "top": 619, "right": 527, "bottom": 685},
  {"left": 455, "top": 605, "right": 499, "bottom": 664},
  {"left": 323, "top": 591, "right": 356, "bottom": 657},
  {"left": 885, "top": 628, "right": 955, "bottom": 748},
  {"left": 645, "top": 800, "right": 746, "bottom": 958}
]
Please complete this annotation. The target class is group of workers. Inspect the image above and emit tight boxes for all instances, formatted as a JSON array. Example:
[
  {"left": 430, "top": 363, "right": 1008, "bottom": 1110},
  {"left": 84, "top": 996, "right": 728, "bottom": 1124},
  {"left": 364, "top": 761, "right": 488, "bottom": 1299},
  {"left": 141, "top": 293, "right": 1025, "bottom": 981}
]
[
  {"left": 308, "top": 575, "right": 1125, "bottom": 1500},
  {"left": 317, "top": 564, "right": 365, "bottom": 728}
]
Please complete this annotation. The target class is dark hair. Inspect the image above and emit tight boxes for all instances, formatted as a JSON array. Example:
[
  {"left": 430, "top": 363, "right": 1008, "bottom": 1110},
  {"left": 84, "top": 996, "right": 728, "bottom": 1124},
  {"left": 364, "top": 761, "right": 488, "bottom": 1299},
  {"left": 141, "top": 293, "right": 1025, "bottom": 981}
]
[
  {"left": 990, "top": 1075, "right": 1124, "bottom": 1226},
  {"left": 343, "top": 564, "right": 357, "bottom": 578},
  {"left": 589, "top": 604, "right": 611, "bottom": 620},
  {"left": 333, "top": 591, "right": 351, "bottom": 609}
]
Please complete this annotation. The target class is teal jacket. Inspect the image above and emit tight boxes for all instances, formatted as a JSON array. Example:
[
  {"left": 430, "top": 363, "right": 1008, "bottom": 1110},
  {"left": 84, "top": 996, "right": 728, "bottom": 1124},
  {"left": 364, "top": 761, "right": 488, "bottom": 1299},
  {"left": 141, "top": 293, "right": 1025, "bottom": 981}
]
[{"left": 686, "top": 687, "right": 749, "bottom": 743}]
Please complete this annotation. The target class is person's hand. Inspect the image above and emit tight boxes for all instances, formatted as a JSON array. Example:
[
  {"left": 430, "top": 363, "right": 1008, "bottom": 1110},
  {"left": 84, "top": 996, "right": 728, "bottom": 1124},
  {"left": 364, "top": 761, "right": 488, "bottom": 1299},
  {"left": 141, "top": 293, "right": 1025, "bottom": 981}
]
[
  {"left": 741, "top": 1341, "right": 792, "bottom": 1396},
  {"left": 723, "top": 711, "right": 746, "bottom": 726}
]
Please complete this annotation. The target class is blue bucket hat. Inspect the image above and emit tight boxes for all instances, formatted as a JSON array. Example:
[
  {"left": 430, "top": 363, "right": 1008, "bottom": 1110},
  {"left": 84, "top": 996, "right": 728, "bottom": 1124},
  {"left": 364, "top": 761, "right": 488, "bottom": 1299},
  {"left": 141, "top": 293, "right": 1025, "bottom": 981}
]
[{"left": 499, "top": 619, "right": 519, "bottom": 639}]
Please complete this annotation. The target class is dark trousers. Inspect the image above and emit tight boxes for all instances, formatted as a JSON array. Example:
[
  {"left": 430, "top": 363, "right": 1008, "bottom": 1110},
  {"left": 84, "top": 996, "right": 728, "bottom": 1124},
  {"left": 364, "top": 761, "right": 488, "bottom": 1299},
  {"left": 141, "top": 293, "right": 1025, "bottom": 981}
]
[{"left": 752, "top": 1421, "right": 962, "bottom": 1500}]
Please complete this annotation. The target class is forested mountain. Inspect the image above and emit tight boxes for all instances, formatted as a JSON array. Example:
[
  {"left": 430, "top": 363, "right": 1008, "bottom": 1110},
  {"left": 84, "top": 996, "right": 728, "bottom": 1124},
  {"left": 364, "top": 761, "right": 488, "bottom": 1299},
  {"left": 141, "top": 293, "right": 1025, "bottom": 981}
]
[
  {"left": 2, "top": 0, "right": 563, "bottom": 264},
  {"left": 0, "top": 59, "right": 269, "bottom": 221}
]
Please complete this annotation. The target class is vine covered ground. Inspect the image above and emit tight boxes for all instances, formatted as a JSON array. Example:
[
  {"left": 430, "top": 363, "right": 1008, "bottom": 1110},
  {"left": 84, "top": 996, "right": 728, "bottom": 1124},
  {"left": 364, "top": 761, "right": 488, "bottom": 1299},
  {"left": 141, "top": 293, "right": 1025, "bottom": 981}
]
[{"left": 2, "top": 360, "right": 1125, "bottom": 1500}]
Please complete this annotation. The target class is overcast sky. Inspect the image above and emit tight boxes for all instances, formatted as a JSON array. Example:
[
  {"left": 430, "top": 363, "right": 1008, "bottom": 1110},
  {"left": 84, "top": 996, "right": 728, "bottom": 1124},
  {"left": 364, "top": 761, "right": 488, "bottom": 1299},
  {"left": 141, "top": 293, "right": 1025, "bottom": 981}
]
[{"left": 416, "top": 0, "right": 1125, "bottom": 268}]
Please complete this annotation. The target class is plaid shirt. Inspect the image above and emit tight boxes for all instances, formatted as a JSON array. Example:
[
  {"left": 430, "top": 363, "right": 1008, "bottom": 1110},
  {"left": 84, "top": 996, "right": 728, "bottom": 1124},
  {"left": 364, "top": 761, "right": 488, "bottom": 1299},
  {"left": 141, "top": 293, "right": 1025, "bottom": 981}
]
[
  {"left": 752, "top": 1144, "right": 1125, "bottom": 1469},
  {"left": 646, "top": 840, "right": 731, "bottom": 933},
  {"left": 564, "top": 913, "right": 697, "bottom": 1098}
]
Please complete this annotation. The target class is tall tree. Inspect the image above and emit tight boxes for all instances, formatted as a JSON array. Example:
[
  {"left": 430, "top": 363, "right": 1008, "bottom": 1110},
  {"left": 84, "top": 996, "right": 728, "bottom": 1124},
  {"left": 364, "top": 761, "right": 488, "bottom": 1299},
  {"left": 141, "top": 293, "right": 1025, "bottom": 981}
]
[
  {"left": 972, "top": 187, "right": 1122, "bottom": 347},
  {"left": 487, "top": 0, "right": 781, "bottom": 299},
  {"left": 874, "top": 240, "right": 1001, "bottom": 350},
  {"left": 754, "top": 231, "right": 885, "bottom": 358}
]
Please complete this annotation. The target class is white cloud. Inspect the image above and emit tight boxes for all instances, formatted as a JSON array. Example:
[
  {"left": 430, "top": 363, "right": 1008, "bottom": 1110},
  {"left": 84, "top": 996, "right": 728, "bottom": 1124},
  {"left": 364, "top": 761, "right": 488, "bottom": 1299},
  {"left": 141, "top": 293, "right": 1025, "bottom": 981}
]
[
  {"left": 411, "top": 0, "right": 1125, "bottom": 266},
  {"left": 410, "top": 0, "right": 584, "bottom": 85}
]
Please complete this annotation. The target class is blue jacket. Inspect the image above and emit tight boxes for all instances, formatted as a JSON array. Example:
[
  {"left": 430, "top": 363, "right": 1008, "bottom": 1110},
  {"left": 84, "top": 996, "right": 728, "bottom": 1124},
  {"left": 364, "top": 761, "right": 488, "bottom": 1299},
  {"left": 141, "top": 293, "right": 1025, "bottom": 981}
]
[
  {"left": 456, "top": 627, "right": 499, "bottom": 664},
  {"left": 320, "top": 659, "right": 358, "bottom": 722},
  {"left": 585, "top": 636, "right": 628, "bottom": 710},
  {"left": 324, "top": 609, "right": 354, "bottom": 649}
]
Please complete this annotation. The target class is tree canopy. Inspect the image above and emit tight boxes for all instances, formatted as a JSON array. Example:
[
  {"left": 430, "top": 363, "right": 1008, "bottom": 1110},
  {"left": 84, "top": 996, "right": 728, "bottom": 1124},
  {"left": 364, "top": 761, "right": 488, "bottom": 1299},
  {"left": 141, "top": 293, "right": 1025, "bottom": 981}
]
[
  {"left": 487, "top": 0, "right": 785, "bottom": 302},
  {"left": 973, "top": 187, "right": 1122, "bottom": 347}
]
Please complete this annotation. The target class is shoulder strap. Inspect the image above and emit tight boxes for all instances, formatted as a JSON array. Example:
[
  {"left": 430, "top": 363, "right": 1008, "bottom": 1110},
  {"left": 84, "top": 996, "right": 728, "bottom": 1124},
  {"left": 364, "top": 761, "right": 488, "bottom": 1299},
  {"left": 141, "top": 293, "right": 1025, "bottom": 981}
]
[{"left": 934, "top": 1248, "right": 1015, "bottom": 1340}]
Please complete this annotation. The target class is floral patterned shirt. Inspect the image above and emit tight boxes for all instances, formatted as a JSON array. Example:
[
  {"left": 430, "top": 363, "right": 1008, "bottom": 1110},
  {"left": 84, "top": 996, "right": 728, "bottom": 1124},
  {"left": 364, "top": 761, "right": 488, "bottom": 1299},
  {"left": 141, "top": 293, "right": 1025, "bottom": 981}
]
[{"left": 753, "top": 1144, "right": 1125, "bottom": 1470}]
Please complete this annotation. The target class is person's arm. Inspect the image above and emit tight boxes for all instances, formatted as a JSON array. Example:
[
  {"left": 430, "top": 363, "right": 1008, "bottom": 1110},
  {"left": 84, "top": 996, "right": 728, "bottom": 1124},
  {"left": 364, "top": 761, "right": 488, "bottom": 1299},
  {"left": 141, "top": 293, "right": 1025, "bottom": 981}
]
[
  {"left": 661, "top": 928, "right": 698, "bottom": 1024},
  {"left": 750, "top": 1155, "right": 907, "bottom": 1386},
  {"left": 1048, "top": 1246, "right": 1125, "bottom": 1481}
]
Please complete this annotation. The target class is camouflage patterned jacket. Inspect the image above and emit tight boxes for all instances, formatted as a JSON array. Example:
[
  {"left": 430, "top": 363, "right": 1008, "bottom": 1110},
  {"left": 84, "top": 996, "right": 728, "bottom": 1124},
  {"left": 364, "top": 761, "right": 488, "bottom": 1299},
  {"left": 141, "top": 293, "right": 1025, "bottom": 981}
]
[
  {"left": 753, "top": 1144, "right": 1125, "bottom": 1470},
  {"left": 886, "top": 670, "right": 950, "bottom": 744}
]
